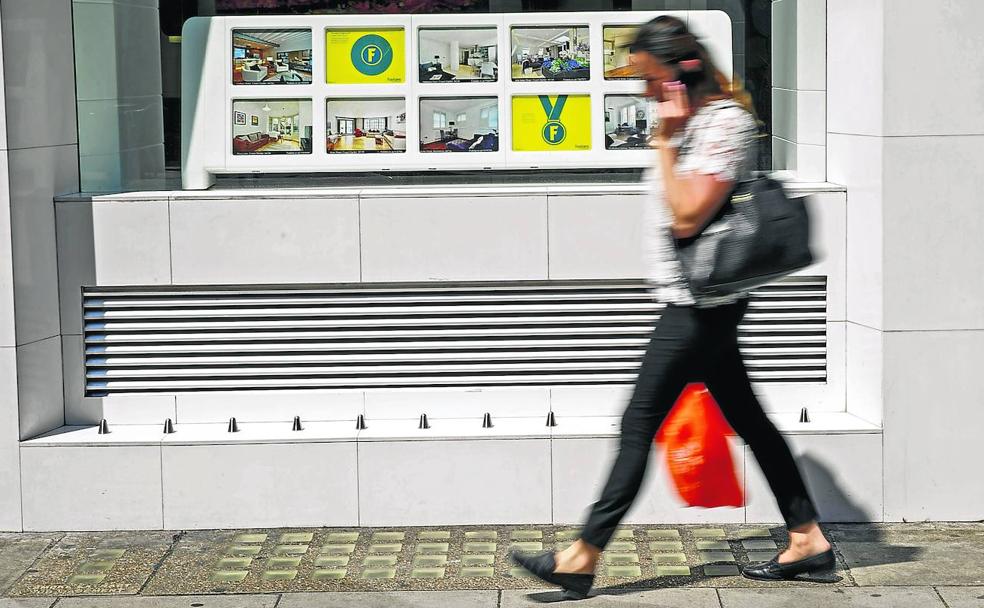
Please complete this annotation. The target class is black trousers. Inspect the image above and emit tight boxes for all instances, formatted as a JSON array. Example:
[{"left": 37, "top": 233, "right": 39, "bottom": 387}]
[{"left": 580, "top": 299, "right": 818, "bottom": 549}]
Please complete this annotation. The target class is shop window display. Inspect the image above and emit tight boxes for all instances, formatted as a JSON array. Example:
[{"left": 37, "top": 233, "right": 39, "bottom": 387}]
[
  {"left": 326, "top": 98, "right": 407, "bottom": 153},
  {"left": 419, "top": 27, "right": 498, "bottom": 82},
  {"left": 232, "top": 99, "right": 313, "bottom": 154},
  {"left": 602, "top": 25, "right": 639, "bottom": 79},
  {"left": 232, "top": 29, "right": 313, "bottom": 84},
  {"left": 510, "top": 26, "right": 590, "bottom": 81},
  {"left": 420, "top": 97, "right": 499, "bottom": 152},
  {"left": 605, "top": 95, "right": 654, "bottom": 149},
  {"left": 159, "top": 2, "right": 770, "bottom": 173}
]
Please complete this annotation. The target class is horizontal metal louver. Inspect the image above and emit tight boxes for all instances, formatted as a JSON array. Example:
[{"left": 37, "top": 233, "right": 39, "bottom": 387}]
[{"left": 82, "top": 277, "right": 827, "bottom": 395}]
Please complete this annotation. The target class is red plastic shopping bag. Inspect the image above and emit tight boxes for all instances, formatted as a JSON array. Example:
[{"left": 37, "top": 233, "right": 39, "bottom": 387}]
[{"left": 654, "top": 383, "right": 745, "bottom": 508}]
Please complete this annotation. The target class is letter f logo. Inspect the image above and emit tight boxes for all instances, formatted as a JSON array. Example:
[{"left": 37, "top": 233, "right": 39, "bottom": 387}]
[{"left": 539, "top": 95, "right": 568, "bottom": 145}]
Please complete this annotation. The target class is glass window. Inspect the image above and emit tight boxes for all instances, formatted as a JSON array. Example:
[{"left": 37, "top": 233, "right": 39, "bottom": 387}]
[
  {"left": 480, "top": 105, "right": 499, "bottom": 129},
  {"left": 433, "top": 111, "right": 447, "bottom": 129},
  {"left": 365, "top": 117, "right": 387, "bottom": 131},
  {"left": 141, "top": 0, "right": 770, "bottom": 186}
]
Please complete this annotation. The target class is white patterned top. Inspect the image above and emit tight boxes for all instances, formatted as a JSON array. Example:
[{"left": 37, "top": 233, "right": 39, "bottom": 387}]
[{"left": 642, "top": 98, "right": 758, "bottom": 307}]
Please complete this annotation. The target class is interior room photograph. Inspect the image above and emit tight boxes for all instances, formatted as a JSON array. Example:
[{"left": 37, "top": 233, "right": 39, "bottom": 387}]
[
  {"left": 419, "top": 97, "right": 499, "bottom": 152},
  {"left": 510, "top": 26, "right": 589, "bottom": 80},
  {"left": 326, "top": 98, "right": 407, "bottom": 153},
  {"left": 232, "top": 99, "right": 313, "bottom": 154},
  {"left": 232, "top": 29, "right": 313, "bottom": 84},
  {"left": 418, "top": 27, "right": 498, "bottom": 82},
  {"left": 605, "top": 94, "right": 653, "bottom": 149},
  {"left": 603, "top": 25, "right": 638, "bottom": 79}
]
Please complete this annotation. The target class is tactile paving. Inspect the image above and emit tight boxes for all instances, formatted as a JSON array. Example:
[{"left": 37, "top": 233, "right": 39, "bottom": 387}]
[{"left": 9, "top": 525, "right": 848, "bottom": 597}]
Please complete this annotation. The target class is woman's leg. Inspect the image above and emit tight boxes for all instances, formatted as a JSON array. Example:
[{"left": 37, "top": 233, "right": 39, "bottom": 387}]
[
  {"left": 702, "top": 307, "right": 830, "bottom": 561},
  {"left": 554, "top": 305, "right": 702, "bottom": 573}
]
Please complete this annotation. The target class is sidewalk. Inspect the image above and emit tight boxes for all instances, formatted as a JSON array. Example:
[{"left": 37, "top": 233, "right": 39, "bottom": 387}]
[{"left": 1, "top": 523, "right": 982, "bottom": 606}]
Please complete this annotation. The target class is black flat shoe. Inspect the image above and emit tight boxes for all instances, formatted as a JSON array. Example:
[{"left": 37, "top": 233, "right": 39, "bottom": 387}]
[
  {"left": 742, "top": 548, "right": 836, "bottom": 581},
  {"left": 509, "top": 549, "right": 594, "bottom": 600}
]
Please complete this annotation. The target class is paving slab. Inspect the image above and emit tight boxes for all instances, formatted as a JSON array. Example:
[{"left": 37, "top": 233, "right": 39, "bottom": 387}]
[
  {"left": 0, "top": 600, "right": 56, "bottom": 608},
  {"left": 935, "top": 587, "right": 984, "bottom": 608},
  {"left": 6, "top": 532, "right": 175, "bottom": 598},
  {"left": 278, "top": 590, "right": 498, "bottom": 607},
  {"left": 55, "top": 596, "right": 278, "bottom": 607},
  {"left": 502, "top": 587, "right": 721, "bottom": 606},
  {"left": 0, "top": 534, "right": 60, "bottom": 594},
  {"left": 828, "top": 524, "right": 984, "bottom": 586},
  {"left": 719, "top": 586, "right": 945, "bottom": 607}
]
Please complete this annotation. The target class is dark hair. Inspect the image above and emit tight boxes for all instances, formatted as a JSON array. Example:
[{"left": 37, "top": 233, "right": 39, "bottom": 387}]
[{"left": 628, "top": 15, "right": 725, "bottom": 106}]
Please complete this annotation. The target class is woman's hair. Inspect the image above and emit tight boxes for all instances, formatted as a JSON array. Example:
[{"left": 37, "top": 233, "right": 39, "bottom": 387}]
[{"left": 629, "top": 15, "right": 757, "bottom": 119}]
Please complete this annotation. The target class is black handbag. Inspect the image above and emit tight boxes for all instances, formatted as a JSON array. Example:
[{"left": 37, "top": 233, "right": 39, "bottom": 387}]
[{"left": 673, "top": 176, "right": 815, "bottom": 299}]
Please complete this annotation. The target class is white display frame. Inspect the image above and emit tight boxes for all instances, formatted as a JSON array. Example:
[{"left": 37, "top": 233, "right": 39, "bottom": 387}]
[{"left": 181, "top": 11, "right": 733, "bottom": 189}]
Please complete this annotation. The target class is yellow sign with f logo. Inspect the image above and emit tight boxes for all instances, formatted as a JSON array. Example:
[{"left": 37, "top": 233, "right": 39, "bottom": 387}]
[
  {"left": 326, "top": 28, "right": 405, "bottom": 84},
  {"left": 512, "top": 95, "right": 591, "bottom": 151}
]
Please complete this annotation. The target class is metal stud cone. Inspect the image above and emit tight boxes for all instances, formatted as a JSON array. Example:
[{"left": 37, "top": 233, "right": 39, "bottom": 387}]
[
  {"left": 482, "top": 412, "right": 493, "bottom": 428},
  {"left": 97, "top": 419, "right": 110, "bottom": 434},
  {"left": 227, "top": 417, "right": 239, "bottom": 433},
  {"left": 356, "top": 414, "right": 367, "bottom": 430},
  {"left": 546, "top": 411, "right": 557, "bottom": 427},
  {"left": 799, "top": 407, "right": 810, "bottom": 423},
  {"left": 419, "top": 413, "right": 430, "bottom": 429},
  {"left": 292, "top": 416, "right": 303, "bottom": 431},
  {"left": 163, "top": 418, "right": 175, "bottom": 434}
]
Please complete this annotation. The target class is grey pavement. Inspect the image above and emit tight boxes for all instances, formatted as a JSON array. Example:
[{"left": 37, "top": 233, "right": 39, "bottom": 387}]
[
  {"left": 0, "top": 535, "right": 58, "bottom": 594},
  {"left": 8, "top": 588, "right": 981, "bottom": 607},
  {"left": 52, "top": 597, "right": 279, "bottom": 607},
  {"left": 828, "top": 523, "right": 984, "bottom": 586},
  {"left": 0, "top": 600, "right": 58, "bottom": 608},
  {"left": 502, "top": 587, "right": 722, "bottom": 606},
  {"left": 279, "top": 591, "right": 498, "bottom": 607},
  {"left": 1, "top": 524, "right": 983, "bottom": 606}
]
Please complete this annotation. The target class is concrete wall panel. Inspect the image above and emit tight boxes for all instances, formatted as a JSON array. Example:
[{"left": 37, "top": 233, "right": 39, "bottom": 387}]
[
  {"left": 360, "top": 196, "right": 548, "bottom": 282},
  {"left": 170, "top": 197, "right": 361, "bottom": 285},
  {"left": 547, "top": 195, "right": 647, "bottom": 280},
  {"left": 21, "top": 445, "right": 163, "bottom": 531},
  {"left": 883, "top": 330, "right": 984, "bottom": 521},
  {"left": 359, "top": 438, "right": 552, "bottom": 526},
  {"left": 162, "top": 442, "right": 358, "bottom": 529}
]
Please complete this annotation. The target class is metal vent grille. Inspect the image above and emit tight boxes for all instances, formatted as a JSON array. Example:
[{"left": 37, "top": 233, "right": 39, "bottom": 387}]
[{"left": 82, "top": 277, "right": 827, "bottom": 395}]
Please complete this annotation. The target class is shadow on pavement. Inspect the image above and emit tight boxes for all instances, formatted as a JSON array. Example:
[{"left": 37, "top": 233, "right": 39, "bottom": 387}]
[{"left": 798, "top": 454, "right": 925, "bottom": 571}]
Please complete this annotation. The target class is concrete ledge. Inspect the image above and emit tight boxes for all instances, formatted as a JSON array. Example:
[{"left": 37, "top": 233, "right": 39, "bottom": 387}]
[
  {"left": 55, "top": 179, "right": 846, "bottom": 204},
  {"left": 18, "top": 411, "right": 883, "bottom": 530}
]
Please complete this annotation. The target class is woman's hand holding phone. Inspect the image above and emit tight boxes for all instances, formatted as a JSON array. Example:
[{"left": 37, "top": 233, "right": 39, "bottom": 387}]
[{"left": 656, "top": 80, "right": 691, "bottom": 141}]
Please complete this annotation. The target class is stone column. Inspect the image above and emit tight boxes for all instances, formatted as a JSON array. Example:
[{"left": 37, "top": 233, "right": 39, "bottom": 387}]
[
  {"left": 0, "top": 0, "right": 81, "bottom": 530},
  {"left": 0, "top": 13, "right": 21, "bottom": 532},
  {"left": 829, "top": 0, "right": 984, "bottom": 520}
]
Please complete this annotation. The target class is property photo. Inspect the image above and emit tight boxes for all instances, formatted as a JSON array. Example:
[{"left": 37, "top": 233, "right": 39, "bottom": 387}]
[
  {"left": 418, "top": 27, "right": 498, "bottom": 82},
  {"left": 232, "top": 29, "right": 313, "bottom": 84},
  {"left": 605, "top": 95, "right": 654, "bottom": 149},
  {"left": 419, "top": 97, "right": 499, "bottom": 152},
  {"left": 326, "top": 98, "right": 407, "bottom": 153},
  {"left": 232, "top": 99, "right": 313, "bottom": 154},
  {"left": 510, "top": 26, "right": 590, "bottom": 80},
  {"left": 603, "top": 25, "right": 639, "bottom": 79}
]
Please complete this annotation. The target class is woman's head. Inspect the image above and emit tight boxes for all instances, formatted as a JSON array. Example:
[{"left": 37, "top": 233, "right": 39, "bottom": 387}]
[{"left": 629, "top": 16, "right": 724, "bottom": 105}]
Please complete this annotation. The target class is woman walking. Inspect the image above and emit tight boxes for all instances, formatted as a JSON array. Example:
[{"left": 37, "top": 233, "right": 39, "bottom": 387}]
[{"left": 511, "top": 16, "right": 834, "bottom": 598}]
